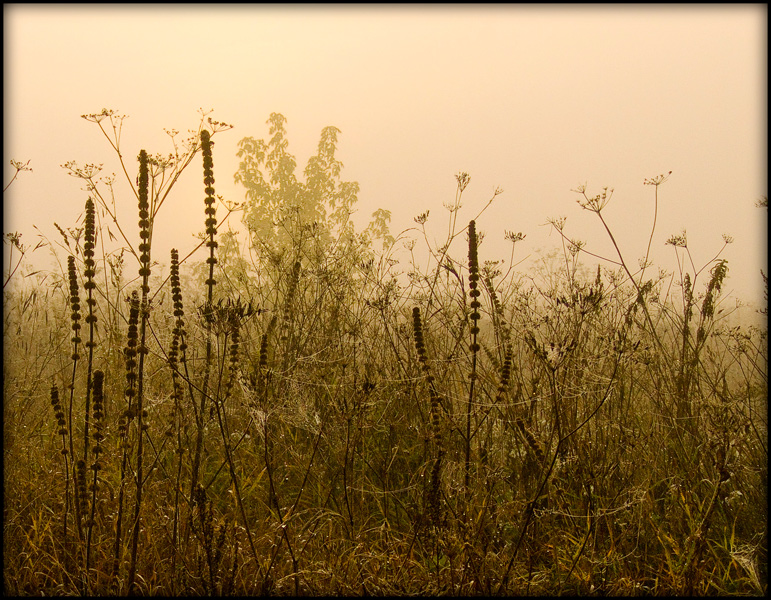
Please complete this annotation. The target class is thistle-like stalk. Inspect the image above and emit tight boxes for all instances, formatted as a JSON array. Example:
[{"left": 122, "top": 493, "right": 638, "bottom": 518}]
[
  {"left": 86, "top": 369, "right": 105, "bottom": 572},
  {"left": 515, "top": 418, "right": 546, "bottom": 465},
  {"left": 66, "top": 256, "right": 84, "bottom": 541},
  {"left": 495, "top": 347, "right": 513, "bottom": 405},
  {"left": 202, "top": 129, "right": 219, "bottom": 294},
  {"left": 112, "top": 290, "right": 139, "bottom": 591},
  {"left": 190, "top": 129, "right": 219, "bottom": 517},
  {"left": 484, "top": 270, "right": 510, "bottom": 360},
  {"left": 412, "top": 306, "right": 444, "bottom": 525},
  {"left": 82, "top": 197, "right": 98, "bottom": 470},
  {"left": 127, "top": 149, "right": 151, "bottom": 593},
  {"left": 167, "top": 249, "right": 186, "bottom": 590},
  {"left": 696, "top": 259, "right": 728, "bottom": 347},
  {"left": 465, "top": 220, "right": 481, "bottom": 495},
  {"left": 74, "top": 459, "right": 89, "bottom": 541},
  {"left": 258, "top": 332, "right": 269, "bottom": 400},
  {"left": 211, "top": 300, "right": 262, "bottom": 574},
  {"left": 50, "top": 384, "right": 72, "bottom": 541}
]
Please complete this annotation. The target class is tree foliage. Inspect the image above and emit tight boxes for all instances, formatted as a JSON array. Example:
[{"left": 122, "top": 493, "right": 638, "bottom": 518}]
[{"left": 235, "top": 113, "right": 392, "bottom": 262}]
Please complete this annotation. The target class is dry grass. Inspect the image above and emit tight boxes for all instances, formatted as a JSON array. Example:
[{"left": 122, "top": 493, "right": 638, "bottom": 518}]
[{"left": 3, "top": 112, "right": 767, "bottom": 596}]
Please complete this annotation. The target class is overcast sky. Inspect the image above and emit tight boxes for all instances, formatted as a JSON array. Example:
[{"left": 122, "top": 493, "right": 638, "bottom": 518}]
[{"left": 4, "top": 5, "right": 767, "bottom": 309}]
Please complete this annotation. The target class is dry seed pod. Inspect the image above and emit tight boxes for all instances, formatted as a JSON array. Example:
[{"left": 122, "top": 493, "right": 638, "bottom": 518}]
[{"left": 516, "top": 418, "right": 546, "bottom": 465}]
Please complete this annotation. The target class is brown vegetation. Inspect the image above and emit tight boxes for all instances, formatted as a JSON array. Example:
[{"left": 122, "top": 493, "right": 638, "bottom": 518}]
[{"left": 3, "top": 111, "right": 766, "bottom": 595}]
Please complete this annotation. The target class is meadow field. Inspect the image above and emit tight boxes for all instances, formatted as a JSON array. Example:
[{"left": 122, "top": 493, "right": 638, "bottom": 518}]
[{"left": 3, "top": 112, "right": 767, "bottom": 595}]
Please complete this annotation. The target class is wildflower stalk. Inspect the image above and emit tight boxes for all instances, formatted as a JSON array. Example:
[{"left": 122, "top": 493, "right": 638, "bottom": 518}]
[
  {"left": 578, "top": 185, "right": 666, "bottom": 353},
  {"left": 127, "top": 149, "right": 151, "bottom": 593},
  {"left": 112, "top": 291, "right": 140, "bottom": 591},
  {"left": 189, "top": 129, "right": 218, "bottom": 504},
  {"left": 50, "top": 384, "right": 72, "bottom": 542},
  {"left": 484, "top": 270, "right": 510, "bottom": 360},
  {"left": 412, "top": 306, "right": 444, "bottom": 526},
  {"left": 465, "top": 220, "right": 481, "bottom": 497},
  {"left": 86, "top": 369, "right": 105, "bottom": 573},
  {"left": 211, "top": 301, "right": 262, "bottom": 578},
  {"left": 167, "top": 248, "right": 200, "bottom": 560},
  {"left": 168, "top": 249, "right": 186, "bottom": 591},
  {"left": 66, "top": 255, "right": 84, "bottom": 541},
  {"left": 75, "top": 459, "right": 89, "bottom": 541},
  {"left": 82, "top": 197, "right": 98, "bottom": 471},
  {"left": 640, "top": 172, "right": 671, "bottom": 283}
]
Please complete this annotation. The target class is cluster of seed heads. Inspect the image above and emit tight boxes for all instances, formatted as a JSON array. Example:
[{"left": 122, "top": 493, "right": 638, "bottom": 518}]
[
  {"left": 256, "top": 333, "right": 270, "bottom": 399},
  {"left": 220, "top": 299, "right": 255, "bottom": 401},
  {"left": 259, "top": 334, "right": 269, "bottom": 374},
  {"left": 412, "top": 306, "right": 444, "bottom": 524},
  {"left": 50, "top": 384, "right": 69, "bottom": 450},
  {"left": 137, "top": 150, "right": 151, "bottom": 292},
  {"left": 194, "top": 483, "right": 228, "bottom": 590},
  {"left": 75, "top": 459, "right": 89, "bottom": 525},
  {"left": 167, "top": 249, "right": 186, "bottom": 435},
  {"left": 83, "top": 198, "right": 98, "bottom": 329},
  {"left": 495, "top": 349, "right": 513, "bottom": 404},
  {"left": 201, "top": 130, "right": 218, "bottom": 287},
  {"left": 516, "top": 418, "right": 546, "bottom": 465},
  {"left": 701, "top": 260, "right": 728, "bottom": 323},
  {"left": 169, "top": 250, "right": 187, "bottom": 350},
  {"left": 225, "top": 327, "right": 240, "bottom": 401},
  {"left": 484, "top": 272, "right": 511, "bottom": 353},
  {"left": 82, "top": 197, "right": 99, "bottom": 471},
  {"left": 83, "top": 198, "right": 97, "bottom": 305},
  {"left": 412, "top": 307, "right": 444, "bottom": 449},
  {"left": 683, "top": 273, "right": 693, "bottom": 319},
  {"left": 200, "top": 297, "right": 256, "bottom": 336},
  {"left": 120, "top": 292, "right": 140, "bottom": 437},
  {"left": 68, "top": 256, "right": 82, "bottom": 359},
  {"left": 90, "top": 370, "right": 105, "bottom": 475},
  {"left": 467, "top": 220, "right": 481, "bottom": 354}
]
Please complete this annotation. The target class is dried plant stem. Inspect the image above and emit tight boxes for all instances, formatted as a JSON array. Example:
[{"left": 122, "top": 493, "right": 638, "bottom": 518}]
[
  {"left": 82, "top": 198, "right": 99, "bottom": 578},
  {"left": 82, "top": 197, "right": 98, "bottom": 471},
  {"left": 127, "top": 149, "right": 151, "bottom": 594},
  {"left": 213, "top": 314, "right": 263, "bottom": 579},
  {"left": 167, "top": 248, "right": 186, "bottom": 591},
  {"left": 111, "top": 292, "right": 139, "bottom": 591},
  {"left": 189, "top": 129, "right": 219, "bottom": 511},
  {"left": 465, "top": 220, "right": 481, "bottom": 499},
  {"left": 66, "top": 256, "right": 85, "bottom": 542},
  {"left": 50, "top": 384, "right": 73, "bottom": 544},
  {"left": 412, "top": 306, "right": 444, "bottom": 527},
  {"left": 85, "top": 369, "right": 104, "bottom": 573}
]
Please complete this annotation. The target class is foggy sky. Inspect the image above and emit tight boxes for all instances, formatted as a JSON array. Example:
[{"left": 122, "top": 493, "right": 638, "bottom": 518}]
[{"left": 4, "top": 5, "right": 767, "bottom": 309}]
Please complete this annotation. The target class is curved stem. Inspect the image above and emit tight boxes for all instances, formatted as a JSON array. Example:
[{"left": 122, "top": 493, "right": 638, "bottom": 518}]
[{"left": 640, "top": 183, "right": 659, "bottom": 283}]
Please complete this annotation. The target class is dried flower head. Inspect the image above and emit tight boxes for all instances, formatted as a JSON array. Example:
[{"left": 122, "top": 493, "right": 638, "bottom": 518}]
[
  {"left": 137, "top": 150, "right": 151, "bottom": 290},
  {"left": 456, "top": 171, "right": 470, "bottom": 193},
  {"left": 666, "top": 229, "right": 688, "bottom": 248},
  {"left": 643, "top": 171, "right": 672, "bottom": 186},
  {"left": 68, "top": 256, "right": 82, "bottom": 358}
]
